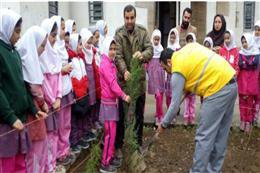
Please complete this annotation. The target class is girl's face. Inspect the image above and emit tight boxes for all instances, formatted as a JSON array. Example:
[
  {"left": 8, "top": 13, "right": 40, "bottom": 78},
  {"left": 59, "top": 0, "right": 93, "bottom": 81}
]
[
  {"left": 37, "top": 35, "right": 48, "bottom": 56},
  {"left": 187, "top": 37, "right": 193, "bottom": 43},
  {"left": 10, "top": 26, "right": 22, "bottom": 45},
  {"left": 255, "top": 26, "right": 260, "bottom": 37},
  {"left": 170, "top": 33, "right": 176, "bottom": 44},
  {"left": 104, "top": 25, "right": 108, "bottom": 35},
  {"left": 108, "top": 42, "right": 116, "bottom": 60},
  {"left": 72, "top": 24, "right": 77, "bottom": 33},
  {"left": 65, "top": 34, "right": 70, "bottom": 43},
  {"left": 60, "top": 20, "right": 66, "bottom": 40},
  {"left": 153, "top": 36, "right": 160, "bottom": 46},
  {"left": 204, "top": 41, "right": 211, "bottom": 49},
  {"left": 93, "top": 31, "right": 100, "bottom": 45},
  {"left": 241, "top": 37, "right": 248, "bottom": 49},
  {"left": 214, "top": 16, "right": 222, "bottom": 31},
  {"left": 77, "top": 39, "right": 83, "bottom": 53},
  {"left": 84, "top": 37, "right": 93, "bottom": 49},
  {"left": 224, "top": 33, "right": 231, "bottom": 46},
  {"left": 49, "top": 27, "right": 58, "bottom": 47}
]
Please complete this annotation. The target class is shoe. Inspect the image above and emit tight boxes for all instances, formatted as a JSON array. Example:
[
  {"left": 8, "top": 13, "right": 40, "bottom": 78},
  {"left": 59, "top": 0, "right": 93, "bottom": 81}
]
[
  {"left": 110, "top": 157, "right": 121, "bottom": 168},
  {"left": 57, "top": 153, "right": 76, "bottom": 166},
  {"left": 240, "top": 121, "right": 245, "bottom": 131},
  {"left": 82, "top": 132, "right": 97, "bottom": 142},
  {"left": 71, "top": 145, "right": 82, "bottom": 155},
  {"left": 55, "top": 165, "right": 66, "bottom": 173},
  {"left": 77, "top": 140, "right": 90, "bottom": 150},
  {"left": 99, "top": 164, "right": 117, "bottom": 173},
  {"left": 95, "top": 121, "right": 103, "bottom": 129}
]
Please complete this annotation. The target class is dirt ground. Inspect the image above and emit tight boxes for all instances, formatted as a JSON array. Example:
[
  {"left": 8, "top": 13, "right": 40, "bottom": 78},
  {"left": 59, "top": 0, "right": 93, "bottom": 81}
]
[
  {"left": 139, "top": 126, "right": 260, "bottom": 173},
  {"left": 69, "top": 125, "right": 260, "bottom": 173}
]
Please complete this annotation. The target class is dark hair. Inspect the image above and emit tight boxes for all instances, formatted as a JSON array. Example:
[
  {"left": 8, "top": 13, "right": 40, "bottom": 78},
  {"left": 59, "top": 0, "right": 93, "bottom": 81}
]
[
  {"left": 186, "top": 34, "right": 194, "bottom": 42},
  {"left": 51, "top": 22, "right": 58, "bottom": 33},
  {"left": 160, "top": 48, "right": 174, "bottom": 65},
  {"left": 15, "top": 18, "right": 22, "bottom": 28},
  {"left": 183, "top": 7, "right": 192, "bottom": 16},
  {"left": 224, "top": 30, "right": 231, "bottom": 35},
  {"left": 61, "top": 17, "right": 65, "bottom": 22},
  {"left": 124, "top": 4, "right": 136, "bottom": 17},
  {"left": 73, "top": 22, "right": 76, "bottom": 26},
  {"left": 65, "top": 32, "right": 70, "bottom": 36},
  {"left": 78, "top": 35, "right": 81, "bottom": 42},
  {"left": 170, "top": 31, "right": 176, "bottom": 36},
  {"left": 241, "top": 36, "right": 246, "bottom": 42}
]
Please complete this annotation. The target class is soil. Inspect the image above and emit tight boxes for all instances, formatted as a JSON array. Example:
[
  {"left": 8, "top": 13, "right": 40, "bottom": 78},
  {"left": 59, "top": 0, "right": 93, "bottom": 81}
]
[{"left": 69, "top": 125, "right": 260, "bottom": 173}]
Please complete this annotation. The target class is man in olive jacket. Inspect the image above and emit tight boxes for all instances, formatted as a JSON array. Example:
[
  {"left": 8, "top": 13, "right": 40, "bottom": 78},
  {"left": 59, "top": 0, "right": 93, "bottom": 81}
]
[{"left": 114, "top": 4, "right": 153, "bottom": 156}]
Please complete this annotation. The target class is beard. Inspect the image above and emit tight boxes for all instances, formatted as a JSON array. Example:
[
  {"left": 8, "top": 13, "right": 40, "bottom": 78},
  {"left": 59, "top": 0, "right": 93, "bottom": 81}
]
[{"left": 181, "top": 20, "right": 189, "bottom": 30}]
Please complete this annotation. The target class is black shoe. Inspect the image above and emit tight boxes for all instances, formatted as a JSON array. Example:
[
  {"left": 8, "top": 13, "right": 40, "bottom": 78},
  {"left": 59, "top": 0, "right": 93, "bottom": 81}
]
[
  {"left": 77, "top": 140, "right": 90, "bottom": 150},
  {"left": 71, "top": 145, "right": 82, "bottom": 155},
  {"left": 82, "top": 132, "right": 96, "bottom": 142},
  {"left": 99, "top": 164, "right": 117, "bottom": 173},
  {"left": 110, "top": 157, "right": 121, "bottom": 168}
]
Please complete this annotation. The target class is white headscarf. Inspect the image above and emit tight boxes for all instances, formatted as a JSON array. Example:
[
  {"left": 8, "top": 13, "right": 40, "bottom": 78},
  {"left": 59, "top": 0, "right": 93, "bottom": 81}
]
[
  {"left": 80, "top": 28, "right": 94, "bottom": 64},
  {"left": 96, "top": 20, "right": 107, "bottom": 50},
  {"left": 224, "top": 29, "right": 237, "bottom": 51},
  {"left": 239, "top": 33, "right": 260, "bottom": 56},
  {"left": 39, "top": 18, "right": 62, "bottom": 74},
  {"left": 52, "top": 16, "right": 72, "bottom": 96},
  {"left": 16, "top": 26, "right": 47, "bottom": 84},
  {"left": 167, "top": 28, "right": 180, "bottom": 51},
  {"left": 51, "top": 16, "right": 69, "bottom": 64},
  {"left": 203, "top": 37, "right": 214, "bottom": 49},
  {"left": 254, "top": 20, "right": 260, "bottom": 50},
  {"left": 151, "top": 29, "right": 164, "bottom": 58},
  {"left": 102, "top": 36, "right": 115, "bottom": 58},
  {"left": 65, "top": 19, "right": 75, "bottom": 35},
  {"left": 0, "top": 8, "right": 21, "bottom": 45},
  {"left": 96, "top": 20, "right": 107, "bottom": 36},
  {"left": 70, "top": 33, "right": 79, "bottom": 52},
  {"left": 186, "top": 32, "right": 197, "bottom": 43},
  {"left": 70, "top": 33, "right": 87, "bottom": 80}
]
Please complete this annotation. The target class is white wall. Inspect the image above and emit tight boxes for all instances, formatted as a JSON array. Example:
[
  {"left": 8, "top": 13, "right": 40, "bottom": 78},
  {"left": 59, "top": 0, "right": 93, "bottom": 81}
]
[
  {"left": 20, "top": 2, "right": 48, "bottom": 32},
  {"left": 103, "top": 2, "right": 134, "bottom": 36},
  {"left": 0, "top": 1, "right": 21, "bottom": 13},
  {"left": 58, "top": 2, "right": 70, "bottom": 21},
  {"left": 179, "top": 1, "right": 190, "bottom": 25},
  {"left": 206, "top": 2, "right": 216, "bottom": 35},
  {"left": 69, "top": 2, "right": 89, "bottom": 32}
]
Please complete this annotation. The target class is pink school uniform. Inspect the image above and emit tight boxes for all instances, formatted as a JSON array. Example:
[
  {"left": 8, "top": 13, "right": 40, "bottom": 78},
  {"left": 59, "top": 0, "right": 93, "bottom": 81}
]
[{"left": 40, "top": 18, "right": 63, "bottom": 172}]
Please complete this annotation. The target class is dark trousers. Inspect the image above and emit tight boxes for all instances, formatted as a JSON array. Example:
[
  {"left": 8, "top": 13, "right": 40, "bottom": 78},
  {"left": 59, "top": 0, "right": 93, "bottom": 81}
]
[{"left": 115, "top": 94, "right": 146, "bottom": 149}]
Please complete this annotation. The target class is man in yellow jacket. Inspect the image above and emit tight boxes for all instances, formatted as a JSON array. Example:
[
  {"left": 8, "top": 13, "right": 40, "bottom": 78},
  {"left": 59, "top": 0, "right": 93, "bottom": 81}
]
[{"left": 158, "top": 43, "right": 237, "bottom": 173}]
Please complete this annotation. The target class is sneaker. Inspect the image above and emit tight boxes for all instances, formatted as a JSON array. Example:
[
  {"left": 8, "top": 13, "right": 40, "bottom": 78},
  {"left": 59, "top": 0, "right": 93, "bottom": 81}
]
[
  {"left": 95, "top": 121, "right": 103, "bottom": 129},
  {"left": 71, "top": 145, "right": 82, "bottom": 155},
  {"left": 77, "top": 140, "right": 90, "bottom": 150},
  {"left": 55, "top": 165, "right": 66, "bottom": 173},
  {"left": 82, "top": 132, "right": 96, "bottom": 142},
  {"left": 99, "top": 164, "right": 117, "bottom": 173},
  {"left": 110, "top": 157, "right": 121, "bottom": 168},
  {"left": 57, "top": 153, "right": 76, "bottom": 166}
]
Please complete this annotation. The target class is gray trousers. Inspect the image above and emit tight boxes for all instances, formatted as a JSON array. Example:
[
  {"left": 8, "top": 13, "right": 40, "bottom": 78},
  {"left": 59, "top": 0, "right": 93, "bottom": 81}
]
[{"left": 190, "top": 82, "right": 237, "bottom": 173}]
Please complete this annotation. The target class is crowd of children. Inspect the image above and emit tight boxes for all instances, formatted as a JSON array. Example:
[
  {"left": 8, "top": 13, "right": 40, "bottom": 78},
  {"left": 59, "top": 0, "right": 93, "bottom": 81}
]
[{"left": 1, "top": 7, "right": 260, "bottom": 173}]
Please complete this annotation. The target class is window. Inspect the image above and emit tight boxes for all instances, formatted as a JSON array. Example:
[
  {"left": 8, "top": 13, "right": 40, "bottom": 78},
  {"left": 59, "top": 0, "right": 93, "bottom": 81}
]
[
  {"left": 49, "top": 1, "right": 58, "bottom": 18},
  {"left": 244, "top": 2, "right": 255, "bottom": 31},
  {"left": 89, "top": 1, "right": 103, "bottom": 24}
]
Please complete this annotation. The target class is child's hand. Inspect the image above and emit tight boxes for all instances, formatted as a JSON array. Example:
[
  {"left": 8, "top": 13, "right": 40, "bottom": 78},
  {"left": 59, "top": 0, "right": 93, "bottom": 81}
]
[
  {"left": 124, "top": 95, "right": 131, "bottom": 103},
  {"left": 62, "top": 64, "right": 73, "bottom": 74},
  {"left": 124, "top": 71, "right": 131, "bottom": 81},
  {"left": 35, "top": 111, "right": 48, "bottom": 119},
  {"left": 41, "top": 102, "right": 49, "bottom": 113},
  {"left": 52, "top": 98, "right": 61, "bottom": 111},
  {"left": 12, "top": 119, "right": 24, "bottom": 131},
  {"left": 157, "top": 123, "right": 165, "bottom": 134}
]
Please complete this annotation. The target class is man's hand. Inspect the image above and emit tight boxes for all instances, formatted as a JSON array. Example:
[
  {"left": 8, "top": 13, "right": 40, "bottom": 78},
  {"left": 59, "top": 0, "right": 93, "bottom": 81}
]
[
  {"left": 133, "top": 51, "right": 143, "bottom": 60},
  {"left": 35, "top": 111, "right": 48, "bottom": 119},
  {"left": 124, "top": 71, "right": 131, "bottom": 81},
  {"left": 52, "top": 98, "right": 61, "bottom": 111},
  {"left": 12, "top": 119, "right": 24, "bottom": 131}
]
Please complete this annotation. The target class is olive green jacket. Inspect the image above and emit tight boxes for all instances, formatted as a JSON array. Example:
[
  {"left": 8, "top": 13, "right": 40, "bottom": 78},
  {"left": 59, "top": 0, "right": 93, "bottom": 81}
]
[{"left": 114, "top": 24, "right": 153, "bottom": 95}]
